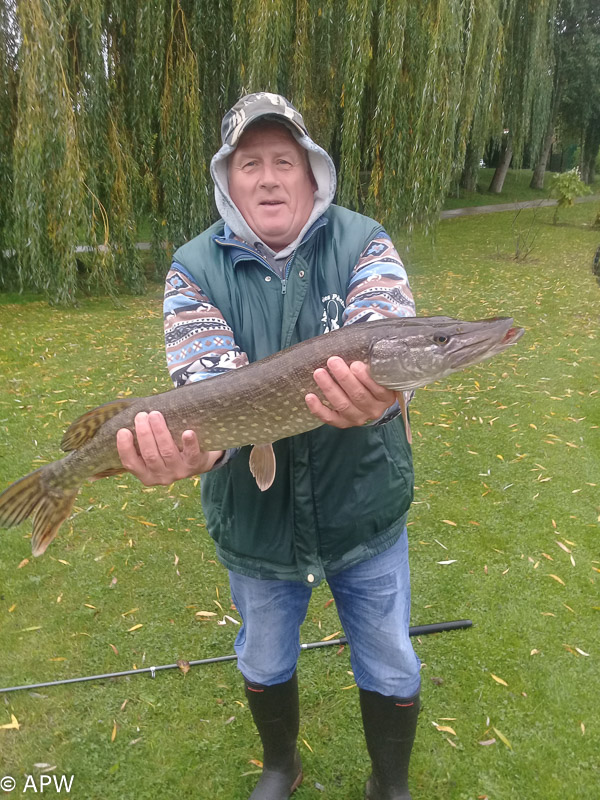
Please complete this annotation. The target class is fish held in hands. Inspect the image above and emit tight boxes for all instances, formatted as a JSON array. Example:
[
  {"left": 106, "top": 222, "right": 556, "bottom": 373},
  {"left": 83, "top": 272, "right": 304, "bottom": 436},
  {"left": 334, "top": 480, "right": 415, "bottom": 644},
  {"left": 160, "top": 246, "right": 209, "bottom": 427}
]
[{"left": 0, "top": 316, "right": 523, "bottom": 556}]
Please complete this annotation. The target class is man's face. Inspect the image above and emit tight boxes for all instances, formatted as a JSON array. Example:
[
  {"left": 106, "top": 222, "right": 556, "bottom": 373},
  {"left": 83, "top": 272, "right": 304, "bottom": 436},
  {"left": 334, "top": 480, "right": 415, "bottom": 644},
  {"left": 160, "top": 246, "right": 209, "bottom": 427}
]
[{"left": 228, "top": 123, "right": 317, "bottom": 252}]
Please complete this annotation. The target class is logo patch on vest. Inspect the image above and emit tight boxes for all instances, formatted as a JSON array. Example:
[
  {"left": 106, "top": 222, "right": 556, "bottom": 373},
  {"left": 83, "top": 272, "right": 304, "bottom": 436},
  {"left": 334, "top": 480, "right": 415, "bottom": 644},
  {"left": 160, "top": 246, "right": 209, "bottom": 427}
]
[{"left": 321, "top": 293, "right": 345, "bottom": 332}]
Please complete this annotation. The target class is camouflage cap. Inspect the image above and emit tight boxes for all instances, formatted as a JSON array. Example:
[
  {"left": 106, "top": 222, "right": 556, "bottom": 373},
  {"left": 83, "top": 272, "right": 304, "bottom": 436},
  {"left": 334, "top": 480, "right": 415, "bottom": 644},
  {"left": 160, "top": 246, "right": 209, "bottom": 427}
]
[{"left": 220, "top": 92, "right": 308, "bottom": 148}]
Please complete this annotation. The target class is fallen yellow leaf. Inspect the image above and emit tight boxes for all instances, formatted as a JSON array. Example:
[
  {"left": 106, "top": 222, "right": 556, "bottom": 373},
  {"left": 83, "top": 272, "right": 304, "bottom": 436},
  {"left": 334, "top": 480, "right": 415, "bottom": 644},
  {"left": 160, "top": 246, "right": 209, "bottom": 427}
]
[
  {"left": 321, "top": 631, "right": 342, "bottom": 642},
  {"left": 491, "top": 674, "right": 508, "bottom": 686},
  {"left": 111, "top": 721, "right": 117, "bottom": 742},
  {"left": 0, "top": 714, "right": 19, "bottom": 730},
  {"left": 127, "top": 624, "right": 143, "bottom": 632},
  {"left": 302, "top": 738, "right": 313, "bottom": 753},
  {"left": 493, "top": 727, "right": 512, "bottom": 750},
  {"left": 432, "top": 722, "right": 457, "bottom": 735},
  {"left": 548, "top": 574, "right": 565, "bottom": 586}
]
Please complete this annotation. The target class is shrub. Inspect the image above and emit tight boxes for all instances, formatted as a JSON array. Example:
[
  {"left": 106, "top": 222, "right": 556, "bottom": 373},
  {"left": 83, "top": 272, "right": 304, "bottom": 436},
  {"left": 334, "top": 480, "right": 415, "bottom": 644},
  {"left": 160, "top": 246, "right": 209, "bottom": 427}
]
[{"left": 549, "top": 168, "right": 591, "bottom": 224}]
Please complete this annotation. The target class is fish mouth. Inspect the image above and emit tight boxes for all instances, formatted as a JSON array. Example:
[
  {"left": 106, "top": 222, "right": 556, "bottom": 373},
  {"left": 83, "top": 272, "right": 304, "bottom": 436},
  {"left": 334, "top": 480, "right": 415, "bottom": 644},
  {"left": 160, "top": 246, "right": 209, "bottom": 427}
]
[
  {"left": 501, "top": 326, "right": 525, "bottom": 345},
  {"left": 445, "top": 317, "right": 524, "bottom": 371}
]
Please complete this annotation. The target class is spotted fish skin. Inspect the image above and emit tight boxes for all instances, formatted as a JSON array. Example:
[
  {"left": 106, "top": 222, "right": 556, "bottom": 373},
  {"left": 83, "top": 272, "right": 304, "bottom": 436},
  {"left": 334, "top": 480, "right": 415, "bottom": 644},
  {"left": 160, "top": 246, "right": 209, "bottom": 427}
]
[{"left": 0, "top": 316, "right": 523, "bottom": 555}]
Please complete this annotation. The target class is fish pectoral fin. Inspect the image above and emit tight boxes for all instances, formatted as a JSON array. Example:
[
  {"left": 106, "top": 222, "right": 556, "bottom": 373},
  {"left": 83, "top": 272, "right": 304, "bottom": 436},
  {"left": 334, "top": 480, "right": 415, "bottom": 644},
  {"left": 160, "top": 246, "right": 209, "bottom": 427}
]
[
  {"left": 249, "top": 443, "right": 276, "bottom": 492},
  {"left": 396, "top": 391, "right": 412, "bottom": 445},
  {"left": 89, "top": 467, "right": 126, "bottom": 481},
  {"left": 31, "top": 488, "right": 79, "bottom": 556},
  {"left": 61, "top": 398, "right": 136, "bottom": 452}
]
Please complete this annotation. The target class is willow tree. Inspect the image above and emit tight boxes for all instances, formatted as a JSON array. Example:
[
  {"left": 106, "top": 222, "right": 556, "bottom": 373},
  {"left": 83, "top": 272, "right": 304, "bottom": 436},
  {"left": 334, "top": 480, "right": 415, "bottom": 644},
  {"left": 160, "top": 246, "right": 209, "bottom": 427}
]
[
  {"left": 6, "top": 0, "right": 583, "bottom": 303},
  {"left": 230, "top": 0, "right": 293, "bottom": 96},
  {"left": 488, "top": 0, "right": 557, "bottom": 193},
  {"left": 129, "top": 0, "right": 170, "bottom": 276},
  {"left": 365, "top": 0, "right": 486, "bottom": 228},
  {"left": 557, "top": 0, "right": 600, "bottom": 184},
  {"left": 458, "top": 0, "right": 504, "bottom": 192},
  {"left": 12, "top": 0, "right": 85, "bottom": 304},
  {"left": 160, "top": 0, "right": 212, "bottom": 248},
  {"left": 0, "top": 0, "right": 17, "bottom": 286},
  {"left": 66, "top": 0, "right": 143, "bottom": 295}
]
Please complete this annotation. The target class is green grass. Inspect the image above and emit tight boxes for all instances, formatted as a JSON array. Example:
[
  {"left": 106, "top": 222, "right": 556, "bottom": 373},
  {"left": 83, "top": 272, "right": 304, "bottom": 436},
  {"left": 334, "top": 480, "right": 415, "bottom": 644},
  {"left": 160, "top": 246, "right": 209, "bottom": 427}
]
[
  {"left": 1, "top": 201, "right": 599, "bottom": 798},
  {"left": 443, "top": 166, "right": 600, "bottom": 210}
]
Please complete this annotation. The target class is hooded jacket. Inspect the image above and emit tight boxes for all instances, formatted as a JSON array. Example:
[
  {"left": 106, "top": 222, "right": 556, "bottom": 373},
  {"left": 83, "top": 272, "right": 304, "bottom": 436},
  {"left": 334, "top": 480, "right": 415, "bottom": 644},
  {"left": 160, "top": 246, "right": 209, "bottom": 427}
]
[{"left": 164, "top": 93, "right": 416, "bottom": 585}]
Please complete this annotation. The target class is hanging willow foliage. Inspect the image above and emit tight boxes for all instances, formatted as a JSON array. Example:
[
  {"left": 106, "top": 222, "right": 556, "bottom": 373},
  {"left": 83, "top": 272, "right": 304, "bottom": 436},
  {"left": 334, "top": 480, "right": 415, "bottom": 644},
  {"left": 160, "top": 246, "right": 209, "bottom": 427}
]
[
  {"left": 365, "top": 0, "right": 468, "bottom": 227},
  {"left": 160, "top": 0, "right": 211, "bottom": 248},
  {"left": 12, "top": 0, "right": 84, "bottom": 304},
  {"left": 336, "top": 0, "right": 374, "bottom": 210},
  {"left": 491, "top": 0, "right": 557, "bottom": 165},
  {"left": 129, "top": 0, "right": 169, "bottom": 278},
  {"left": 234, "top": 0, "right": 294, "bottom": 94},
  {"left": 2, "top": 0, "right": 564, "bottom": 302},
  {"left": 0, "top": 1, "right": 17, "bottom": 286}
]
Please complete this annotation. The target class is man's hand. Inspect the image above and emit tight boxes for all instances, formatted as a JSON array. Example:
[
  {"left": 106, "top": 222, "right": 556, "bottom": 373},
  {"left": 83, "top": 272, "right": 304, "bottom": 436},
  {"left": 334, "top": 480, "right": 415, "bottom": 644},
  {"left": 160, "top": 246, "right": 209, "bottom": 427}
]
[
  {"left": 305, "top": 357, "right": 396, "bottom": 428},
  {"left": 116, "top": 410, "right": 224, "bottom": 486}
]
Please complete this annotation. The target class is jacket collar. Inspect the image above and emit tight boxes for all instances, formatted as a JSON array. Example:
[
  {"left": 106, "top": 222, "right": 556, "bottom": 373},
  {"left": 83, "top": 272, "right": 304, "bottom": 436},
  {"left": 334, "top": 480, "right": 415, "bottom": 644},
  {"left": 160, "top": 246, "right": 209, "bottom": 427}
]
[{"left": 212, "top": 216, "right": 328, "bottom": 267}]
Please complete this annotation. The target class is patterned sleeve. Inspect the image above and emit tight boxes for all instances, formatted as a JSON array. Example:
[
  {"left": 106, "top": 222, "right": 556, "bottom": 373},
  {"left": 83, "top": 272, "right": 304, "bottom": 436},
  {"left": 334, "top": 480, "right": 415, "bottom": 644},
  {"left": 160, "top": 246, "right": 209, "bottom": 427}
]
[
  {"left": 164, "top": 262, "right": 249, "bottom": 388},
  {"left": 343, "top": 230, "right": 416, "bottom": 425},
  {"left": 343, "top": 230, "right": 415, "bottom": 325},
  {"left": 163, "top": 262, "right": 248, "bottom": 468}
]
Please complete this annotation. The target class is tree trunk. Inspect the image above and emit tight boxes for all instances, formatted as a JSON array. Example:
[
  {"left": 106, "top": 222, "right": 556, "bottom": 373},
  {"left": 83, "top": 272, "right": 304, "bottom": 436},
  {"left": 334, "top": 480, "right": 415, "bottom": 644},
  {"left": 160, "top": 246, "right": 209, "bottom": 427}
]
[
  {"left": 581, "top": 117, "right": 600, "bottom": 185},
  {"left": 530, "top": 125, "right": 554, "bottom": 189},
  {"left": 531, "top": 68, "right": 562, "bottom": 190},
  {"left": 488, "top": 141, "right": 513, "bottom": 193},
  {"left": 460, "top": 139, "right": 479, "bottom": 192}
]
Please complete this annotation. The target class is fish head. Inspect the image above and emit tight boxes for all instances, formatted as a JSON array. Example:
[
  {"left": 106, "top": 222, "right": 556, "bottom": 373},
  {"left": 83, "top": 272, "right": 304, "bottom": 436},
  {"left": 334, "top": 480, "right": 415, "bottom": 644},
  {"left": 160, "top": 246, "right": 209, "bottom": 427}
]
[{"left": 368, "top": 317, "right": 524, "bottom": 390}]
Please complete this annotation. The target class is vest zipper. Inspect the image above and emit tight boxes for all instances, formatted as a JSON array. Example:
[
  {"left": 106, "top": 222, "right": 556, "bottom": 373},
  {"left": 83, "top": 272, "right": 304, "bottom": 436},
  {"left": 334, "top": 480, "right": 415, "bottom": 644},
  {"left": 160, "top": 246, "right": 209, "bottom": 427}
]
[
  {"left": 281, "top": 253, "right": 296, "bottom": 295},
  {"left": 217, "top": 238, "right": 293, "bottom": 294}
]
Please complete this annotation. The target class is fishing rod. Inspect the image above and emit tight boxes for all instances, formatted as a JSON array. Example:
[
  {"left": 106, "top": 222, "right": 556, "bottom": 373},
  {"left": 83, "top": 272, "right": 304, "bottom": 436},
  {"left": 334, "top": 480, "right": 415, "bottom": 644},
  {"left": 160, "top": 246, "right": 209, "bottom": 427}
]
[{"left": 0, "top": 619, "right": 471, "bottom": 694}]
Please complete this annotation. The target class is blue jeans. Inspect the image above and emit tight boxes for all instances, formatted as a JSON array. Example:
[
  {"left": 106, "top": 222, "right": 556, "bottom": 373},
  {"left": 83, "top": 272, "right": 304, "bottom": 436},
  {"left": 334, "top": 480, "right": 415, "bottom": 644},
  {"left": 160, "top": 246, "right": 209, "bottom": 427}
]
[{"left": 228, "top": 529, "right": 421, "bottom": 697}]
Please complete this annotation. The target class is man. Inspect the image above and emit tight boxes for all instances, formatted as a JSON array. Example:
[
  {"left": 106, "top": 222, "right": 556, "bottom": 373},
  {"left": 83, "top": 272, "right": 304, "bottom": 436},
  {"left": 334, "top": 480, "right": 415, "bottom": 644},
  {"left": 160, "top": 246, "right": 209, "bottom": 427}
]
[{"left": 117, "top": 92, "right": 421, "bottom": 800}]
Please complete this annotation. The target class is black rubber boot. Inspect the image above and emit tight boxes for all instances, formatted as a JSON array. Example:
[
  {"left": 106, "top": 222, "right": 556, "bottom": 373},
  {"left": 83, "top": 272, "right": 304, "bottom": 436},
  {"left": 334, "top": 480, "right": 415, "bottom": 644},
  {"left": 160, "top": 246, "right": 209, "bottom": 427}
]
[
  {"left": 244, "top": 671, "right": 303, "bottom": 800},
  {"left": 359, "top": 688, "right": 420, "bottom": 800}
]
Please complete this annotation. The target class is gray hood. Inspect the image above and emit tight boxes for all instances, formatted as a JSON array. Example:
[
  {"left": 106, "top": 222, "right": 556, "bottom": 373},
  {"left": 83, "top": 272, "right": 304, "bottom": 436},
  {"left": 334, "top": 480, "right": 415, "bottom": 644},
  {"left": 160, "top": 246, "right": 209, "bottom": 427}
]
[{"left": 210, "top": 92, "right": 337, "bottom": 261}]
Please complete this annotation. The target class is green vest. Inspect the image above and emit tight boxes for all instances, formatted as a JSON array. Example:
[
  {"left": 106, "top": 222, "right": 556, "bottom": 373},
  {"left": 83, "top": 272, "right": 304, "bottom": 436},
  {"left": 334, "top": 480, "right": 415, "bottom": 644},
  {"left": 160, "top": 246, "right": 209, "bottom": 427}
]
[{"left": 172, "top": 205, "right": 413, "bottom": 585}]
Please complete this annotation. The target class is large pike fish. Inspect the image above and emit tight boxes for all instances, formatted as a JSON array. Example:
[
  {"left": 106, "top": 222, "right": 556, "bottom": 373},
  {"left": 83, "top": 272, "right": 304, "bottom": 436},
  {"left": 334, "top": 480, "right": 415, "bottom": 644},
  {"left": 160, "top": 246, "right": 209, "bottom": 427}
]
[{"left": 0, "top": 316, "right": 523, "bottom": 556}]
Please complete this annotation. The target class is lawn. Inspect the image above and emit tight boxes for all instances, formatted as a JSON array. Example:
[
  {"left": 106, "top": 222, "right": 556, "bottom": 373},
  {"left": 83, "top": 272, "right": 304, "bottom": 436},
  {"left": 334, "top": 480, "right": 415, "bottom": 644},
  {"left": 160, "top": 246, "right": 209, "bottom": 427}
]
[{"left": 0, "top": 200, "right": 599, "bottom": 799}]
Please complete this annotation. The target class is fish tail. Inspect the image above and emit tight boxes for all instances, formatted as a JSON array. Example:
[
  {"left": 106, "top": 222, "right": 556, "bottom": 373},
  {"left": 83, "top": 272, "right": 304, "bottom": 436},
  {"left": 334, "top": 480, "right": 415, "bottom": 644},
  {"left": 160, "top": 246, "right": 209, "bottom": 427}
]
[{"left": 0, "top": 468, "right": 78, "bottom": 556}]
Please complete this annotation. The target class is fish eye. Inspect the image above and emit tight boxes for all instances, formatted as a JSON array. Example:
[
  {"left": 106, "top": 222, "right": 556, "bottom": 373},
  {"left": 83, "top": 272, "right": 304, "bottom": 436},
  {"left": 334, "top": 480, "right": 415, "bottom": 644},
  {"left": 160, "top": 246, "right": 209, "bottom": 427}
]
[{"left": 434, "top": 334, "right": 449, "bottom": 344}]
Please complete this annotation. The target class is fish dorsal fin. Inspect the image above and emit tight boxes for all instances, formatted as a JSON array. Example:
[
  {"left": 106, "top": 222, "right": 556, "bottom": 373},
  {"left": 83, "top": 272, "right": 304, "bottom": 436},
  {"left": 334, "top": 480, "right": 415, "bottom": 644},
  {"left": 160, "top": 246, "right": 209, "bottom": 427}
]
[
  {"left": 249, "top": 443, "right": 276, "bottom": 491},
  {"left": 61, "top": 398, "right": 135, "bottom": 452}
]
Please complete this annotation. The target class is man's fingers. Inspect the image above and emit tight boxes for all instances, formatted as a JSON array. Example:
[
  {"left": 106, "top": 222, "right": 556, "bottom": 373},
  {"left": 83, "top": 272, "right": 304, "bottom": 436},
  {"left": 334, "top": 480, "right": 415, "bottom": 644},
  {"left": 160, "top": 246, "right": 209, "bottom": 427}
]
[
  {"left": 116, "top": 427, "right": 144, "bottom": 472},
  {"left": 146, "top": 410, "right": 182, "bottom": 462},
  {"left": 349, "top": 361, "right": 397, "bottom": 403},
  {"left": 181, "top": 429, "right": 201, "bottom": 464},
  {"left": 305, "top": 392, "right": 351, "bottom": 427},
  {"left": 312, "top": 365, "right": 358, "bottom": 417},
  {"left": 133, "top": 411, "right": 166, "bottom": 468}
]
